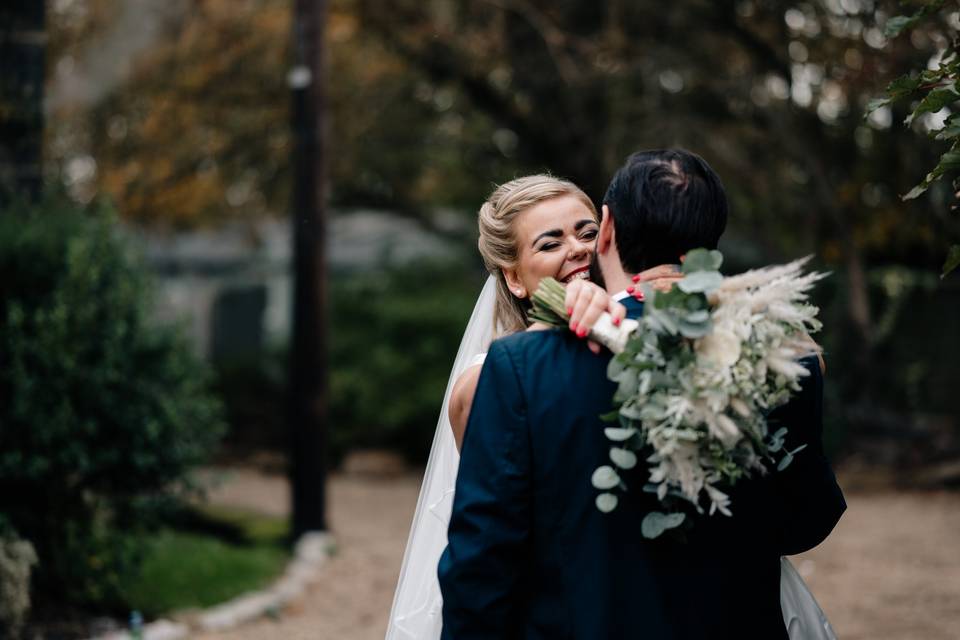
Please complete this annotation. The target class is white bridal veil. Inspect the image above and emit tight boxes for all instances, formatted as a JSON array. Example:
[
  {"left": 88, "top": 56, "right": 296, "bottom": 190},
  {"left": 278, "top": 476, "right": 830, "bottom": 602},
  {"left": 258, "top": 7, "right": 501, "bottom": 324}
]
[{"left": 385, "top": 276, "right": 497, "bottom": 640}]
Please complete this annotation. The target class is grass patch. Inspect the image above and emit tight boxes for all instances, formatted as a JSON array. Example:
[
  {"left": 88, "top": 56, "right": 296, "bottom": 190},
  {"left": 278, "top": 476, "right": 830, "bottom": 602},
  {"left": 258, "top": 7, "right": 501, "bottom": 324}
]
[{"left": 119, "top": 507, "right": 290, "bottom": 618}]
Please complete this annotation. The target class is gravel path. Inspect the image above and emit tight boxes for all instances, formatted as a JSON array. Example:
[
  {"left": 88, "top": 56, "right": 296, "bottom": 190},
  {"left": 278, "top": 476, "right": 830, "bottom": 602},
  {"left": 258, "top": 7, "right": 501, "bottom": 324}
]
[{"left": 193, "top": 467, "right": 960, "bottom": 640}]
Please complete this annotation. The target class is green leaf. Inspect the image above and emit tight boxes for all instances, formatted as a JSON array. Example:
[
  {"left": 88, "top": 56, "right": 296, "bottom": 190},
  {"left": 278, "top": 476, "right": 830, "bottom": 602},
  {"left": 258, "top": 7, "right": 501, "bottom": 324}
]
[
  {"left": 864, "top": 98, "right": 891, "bottom": 117},
  {"left": 935, "top": 121, "right": 960, "bottom": 140},
  {"left": 903, "top": 149, "right": 960, "bottom": 200},
  {"left": 886, "top": 73, "right": 923, "bottom": 98},
  {"left": 641, "top": 511, "right": 686, "bottom": 539},
  {"left": 591, "top": 465, "right": 621, "bottom": 490},
  {"left": 604, "top": 427, "right": 638, "bottom": 441},
  {"left": 610, "top": 447, "right": 638, "bottom": 469},
  {"left": 681, "top": 248, "right": 723, "bottom": 273},
  {"left": 884, "top": 14, "right": 919, "bottom": 38},
  {"left": 942, "top": 245, "right": 960, "bottom": 278},
  {"left": 908, "top": 84, "right": 960, "bottom": 122},
  {"left": 777, "top": 453, "right": 795, "bottom": 471},
  {"left": 596, "top": 493, "right": 619, "bottom": 513},
  {"left": 902, "top": 183, "right": 930, "bottom": 200},
  {"left": 677, "top": 271, "right": 723, "bottom": 294},
  {"left": 677, "top": 317, "right": 713, "bottom": 339}
]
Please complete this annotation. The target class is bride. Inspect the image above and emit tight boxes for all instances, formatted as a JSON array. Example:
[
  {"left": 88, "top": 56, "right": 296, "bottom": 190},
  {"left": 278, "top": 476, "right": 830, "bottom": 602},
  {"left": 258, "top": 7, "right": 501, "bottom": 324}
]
[{"left": 385, "top": 174, "right": 835, "bottom": 639}]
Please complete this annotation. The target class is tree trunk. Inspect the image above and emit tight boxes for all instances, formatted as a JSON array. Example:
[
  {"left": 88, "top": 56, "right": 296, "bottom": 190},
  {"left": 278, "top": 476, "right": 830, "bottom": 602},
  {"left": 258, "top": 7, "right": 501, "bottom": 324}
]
[
  {"left": 288, "top": 0, "right": 328, "bottom": 537},
  {"left": 0, "top": 1, "right": 45, "bottom": 203}
]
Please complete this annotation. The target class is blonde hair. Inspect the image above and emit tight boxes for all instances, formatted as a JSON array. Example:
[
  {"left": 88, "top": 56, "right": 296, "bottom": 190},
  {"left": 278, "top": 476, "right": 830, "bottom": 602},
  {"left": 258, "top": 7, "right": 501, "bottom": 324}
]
[{"left": 477, "top": 175, "right": 598, "bottom": 336}]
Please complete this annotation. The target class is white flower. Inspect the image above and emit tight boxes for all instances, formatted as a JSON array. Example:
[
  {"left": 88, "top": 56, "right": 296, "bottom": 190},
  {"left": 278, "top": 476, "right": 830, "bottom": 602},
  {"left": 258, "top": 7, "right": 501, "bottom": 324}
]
[{"left": 697, "top": 328, "right": 742, "bottom": 368}]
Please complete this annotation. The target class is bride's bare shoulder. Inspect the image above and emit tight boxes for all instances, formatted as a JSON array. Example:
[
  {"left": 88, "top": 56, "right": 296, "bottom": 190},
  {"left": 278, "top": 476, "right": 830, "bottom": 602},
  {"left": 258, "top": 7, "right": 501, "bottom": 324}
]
[{"left": 449, "top": 363, "right": 484, "bottom": 450}]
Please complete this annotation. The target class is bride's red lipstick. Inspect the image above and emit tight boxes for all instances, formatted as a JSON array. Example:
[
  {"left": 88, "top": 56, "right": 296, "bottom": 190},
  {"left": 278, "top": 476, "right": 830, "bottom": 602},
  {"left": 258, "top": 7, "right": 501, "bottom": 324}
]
[{"left": 559, "top": 265, "right": 590, "bottom": 283}]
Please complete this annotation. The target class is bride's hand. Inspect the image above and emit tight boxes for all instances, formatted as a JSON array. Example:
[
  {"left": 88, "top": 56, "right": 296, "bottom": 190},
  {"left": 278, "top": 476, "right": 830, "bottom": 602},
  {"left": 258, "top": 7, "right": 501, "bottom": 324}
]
[
  {"left": 636, "top": 263, "right": 684, "bottom": 293},
  {"left": 564, "top": 280, "right": 626, "bottom": 354}
]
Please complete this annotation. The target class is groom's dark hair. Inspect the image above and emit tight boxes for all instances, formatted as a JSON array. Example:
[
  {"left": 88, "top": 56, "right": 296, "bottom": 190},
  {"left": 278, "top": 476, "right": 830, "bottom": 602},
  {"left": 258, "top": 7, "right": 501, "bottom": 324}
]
[{"left": 602, "top": 149, "right": 728, "bottom": 273}]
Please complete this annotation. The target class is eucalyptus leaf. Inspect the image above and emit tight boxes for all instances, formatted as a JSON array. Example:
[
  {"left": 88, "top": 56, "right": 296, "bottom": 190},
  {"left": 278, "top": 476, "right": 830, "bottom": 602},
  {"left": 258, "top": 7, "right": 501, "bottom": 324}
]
[
  {"left": 610, "top": 447, "right": 638, "bottom": 469},
  {"left": 618, "top": 403, "right": 644, "bottom": 421},
  {"left": 641, "top": 511, "right": 687, "bottom": 539},
  {"left": 596, "top": 493, "right": 619, "bottom": 513},
  {"left": 591, "top": 465, "right": 621, "bottom": 490},
  {"left": 604, "top": 427, "right": 638, "bottom": 442},
  {"left": 777, "top": 453, "right": 794, "bottom": 471},
  {"left": 677, "top": 271, "right": 723, "bottom": 294},
  {"left": 677, "top": 317, "right": 713, "bottom": 339},
  {"left": 681, "top": 248, "right": 723, "bottom": 274}
]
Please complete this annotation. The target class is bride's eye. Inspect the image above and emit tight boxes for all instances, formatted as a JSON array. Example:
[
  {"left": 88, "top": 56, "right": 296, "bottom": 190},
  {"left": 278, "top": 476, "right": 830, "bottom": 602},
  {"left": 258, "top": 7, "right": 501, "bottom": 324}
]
[{"left": 580, "top": 228, "right": 598, "bottom": 240}]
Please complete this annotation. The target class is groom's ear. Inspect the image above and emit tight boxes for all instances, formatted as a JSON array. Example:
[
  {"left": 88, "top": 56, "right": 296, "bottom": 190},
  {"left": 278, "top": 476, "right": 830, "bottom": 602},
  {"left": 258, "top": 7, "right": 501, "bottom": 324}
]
[{"left": 598, "top": 205, "right": 614, "bottom": 255}]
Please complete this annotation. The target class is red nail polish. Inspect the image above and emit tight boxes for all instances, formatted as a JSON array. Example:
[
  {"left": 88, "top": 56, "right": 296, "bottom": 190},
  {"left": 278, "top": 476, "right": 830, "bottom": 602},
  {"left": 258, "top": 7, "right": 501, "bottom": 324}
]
[
  {"left": 632, "top": 274, "right": 641, "bottom": 283},
  {"left": 570, "top": 322, "right": 578, "bottom": 332},
  {"left": 612, "top": 317, "right": 621, "bottom": 326},
  {"left": 567, "top": 307, "right": 573, "bottom": 315},
  {"left": 577, "top": 328, "right": 588, "bottom": 338},
  {"left": 636, "top": 292, "right": 645, "bottom": 301},
  {"left": 626, "top": 285, "right": 635, "bottom": 294}
]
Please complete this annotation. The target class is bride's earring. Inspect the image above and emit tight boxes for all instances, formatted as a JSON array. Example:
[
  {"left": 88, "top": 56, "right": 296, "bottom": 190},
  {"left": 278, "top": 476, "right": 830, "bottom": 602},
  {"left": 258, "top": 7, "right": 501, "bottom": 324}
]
[{"left": 513, "top": 287, "right": 527, "bottom": 299}]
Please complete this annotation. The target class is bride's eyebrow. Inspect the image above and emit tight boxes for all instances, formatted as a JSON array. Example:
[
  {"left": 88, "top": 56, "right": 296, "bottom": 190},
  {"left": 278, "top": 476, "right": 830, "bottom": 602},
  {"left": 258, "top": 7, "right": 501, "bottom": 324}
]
[{"left": 532, "top": 219, "right": 597, "bottom": 247}]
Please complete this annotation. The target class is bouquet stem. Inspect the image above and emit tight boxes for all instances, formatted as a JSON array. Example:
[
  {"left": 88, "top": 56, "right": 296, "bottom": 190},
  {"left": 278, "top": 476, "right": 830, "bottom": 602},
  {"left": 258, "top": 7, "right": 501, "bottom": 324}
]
[{"left": 530, "top": 278, "right": 638, "bottom": 354}]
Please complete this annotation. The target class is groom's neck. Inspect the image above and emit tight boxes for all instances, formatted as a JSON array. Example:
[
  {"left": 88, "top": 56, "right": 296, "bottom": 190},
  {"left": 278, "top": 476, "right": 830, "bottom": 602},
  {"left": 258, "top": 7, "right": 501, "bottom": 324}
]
[{"left": 599, "top": 258, "right": 632, "bottom": 296}]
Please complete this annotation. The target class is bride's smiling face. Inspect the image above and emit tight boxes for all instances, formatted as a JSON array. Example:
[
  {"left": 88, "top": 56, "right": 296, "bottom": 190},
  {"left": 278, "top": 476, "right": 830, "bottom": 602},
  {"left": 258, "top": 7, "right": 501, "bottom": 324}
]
[{"left": 503, "top": 194, "right": 599, "bottom": 299}]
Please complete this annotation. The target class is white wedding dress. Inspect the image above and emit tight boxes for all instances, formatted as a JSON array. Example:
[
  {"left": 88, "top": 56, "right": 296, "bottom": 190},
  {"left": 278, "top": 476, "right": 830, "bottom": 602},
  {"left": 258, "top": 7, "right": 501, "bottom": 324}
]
[{"left": 385, "top": 276, "right": 836, "bottom": 640}]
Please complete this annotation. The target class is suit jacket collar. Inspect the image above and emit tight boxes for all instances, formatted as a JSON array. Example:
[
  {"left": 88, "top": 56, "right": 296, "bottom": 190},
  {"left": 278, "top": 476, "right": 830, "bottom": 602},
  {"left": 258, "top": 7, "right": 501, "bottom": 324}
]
[{"left": 621, "top": 295, "right": 644, "bottom": 318}]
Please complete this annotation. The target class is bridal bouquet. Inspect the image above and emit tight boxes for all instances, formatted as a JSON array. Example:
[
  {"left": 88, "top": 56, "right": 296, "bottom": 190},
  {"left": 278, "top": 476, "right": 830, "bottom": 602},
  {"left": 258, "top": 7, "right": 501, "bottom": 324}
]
[{"left": 529, "top": 249, "right": 826, "bottom": 539}]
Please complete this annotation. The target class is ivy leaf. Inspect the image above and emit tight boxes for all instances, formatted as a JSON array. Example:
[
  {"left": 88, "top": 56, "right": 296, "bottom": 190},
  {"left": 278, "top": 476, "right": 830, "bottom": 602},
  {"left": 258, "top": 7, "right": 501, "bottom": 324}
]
[
  {"left": 641, "top": 511, "right": 686, "bottom": 539},
  {"left": 943, "top": 245, "right": 960, "bottom": 278}
]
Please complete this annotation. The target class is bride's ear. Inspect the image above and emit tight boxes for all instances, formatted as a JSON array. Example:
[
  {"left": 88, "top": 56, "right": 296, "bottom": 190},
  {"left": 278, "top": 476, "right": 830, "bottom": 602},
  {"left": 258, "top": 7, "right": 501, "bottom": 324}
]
[
  {"left": 598, "top": 205, "right": 614, "bottom": 255},
  {"left": 503, "top": 268, "right": 527, "bottom": 299}
]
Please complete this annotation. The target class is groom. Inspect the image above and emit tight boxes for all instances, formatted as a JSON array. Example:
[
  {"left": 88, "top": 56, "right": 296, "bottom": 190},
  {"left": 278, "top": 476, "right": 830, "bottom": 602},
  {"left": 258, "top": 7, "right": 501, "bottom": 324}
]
[{"left": 438, "top": 149, "right": 846, "bottom": 639}]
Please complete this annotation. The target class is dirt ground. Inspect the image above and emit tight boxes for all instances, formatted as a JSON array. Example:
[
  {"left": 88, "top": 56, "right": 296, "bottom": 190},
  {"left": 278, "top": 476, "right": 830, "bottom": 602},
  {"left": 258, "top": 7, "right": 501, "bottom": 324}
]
[{"left": 193, "top": 466, "right": 960, "bottom": 640}]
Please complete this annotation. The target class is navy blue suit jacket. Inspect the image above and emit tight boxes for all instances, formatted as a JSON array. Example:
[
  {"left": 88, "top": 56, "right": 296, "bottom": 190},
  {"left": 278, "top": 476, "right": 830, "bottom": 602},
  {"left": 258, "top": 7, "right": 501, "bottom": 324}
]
[{"left": 438, "top": 298, "right": 845, "bottom": 639}]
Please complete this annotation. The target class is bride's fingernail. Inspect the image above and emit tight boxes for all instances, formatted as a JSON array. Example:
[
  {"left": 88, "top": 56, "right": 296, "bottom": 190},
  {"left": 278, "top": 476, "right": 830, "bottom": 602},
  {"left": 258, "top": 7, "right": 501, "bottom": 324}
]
[
  {"left": 626, "top": 285, "right": 635, "bottom": 294},
  {"left": 632, "top": 274, "right": 641, "bottom": 283},
  {"left": 570, "top": 322, "right": 578, "bottom": 332},
  {"left": 577, "top": 328, "right": 588, "bottom": 338},
  {"left": 612, "top": 317, "right": 621, "bottom": 326},
  {"left": 567, "top": 307, "right": 573, "bottom": 315}
]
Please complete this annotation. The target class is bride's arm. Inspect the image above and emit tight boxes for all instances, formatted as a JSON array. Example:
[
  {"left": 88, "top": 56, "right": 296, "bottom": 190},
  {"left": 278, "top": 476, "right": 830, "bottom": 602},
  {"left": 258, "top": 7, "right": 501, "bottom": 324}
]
[{"left": 449, "top": 364, "right": 483, "bottom": 450}]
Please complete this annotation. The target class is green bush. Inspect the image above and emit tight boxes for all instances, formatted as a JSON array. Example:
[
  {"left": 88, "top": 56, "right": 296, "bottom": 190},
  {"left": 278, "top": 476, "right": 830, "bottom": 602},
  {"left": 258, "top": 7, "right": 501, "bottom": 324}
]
[
  {"left": 328, "top": 261, "right": 482, "bottom": 463},
  {"left": 0, "top": 197, "right": 226, "bottom": 611}
]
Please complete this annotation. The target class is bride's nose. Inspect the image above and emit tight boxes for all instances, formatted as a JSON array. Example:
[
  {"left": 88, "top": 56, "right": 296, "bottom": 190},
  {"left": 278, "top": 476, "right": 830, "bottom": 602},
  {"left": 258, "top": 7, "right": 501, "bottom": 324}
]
[{"left": 567, "top": 236, "right": 590, "bottom": 260}]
